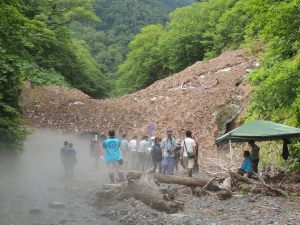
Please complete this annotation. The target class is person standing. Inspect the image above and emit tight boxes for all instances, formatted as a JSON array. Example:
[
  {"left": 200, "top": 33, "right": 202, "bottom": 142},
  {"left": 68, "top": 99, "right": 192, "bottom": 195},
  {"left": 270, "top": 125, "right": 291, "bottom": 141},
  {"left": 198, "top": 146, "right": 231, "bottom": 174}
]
[
  {"left": 174, "top": 139, "right": 186, "bottom": 172},
  {"left": 129, "top": 136, "right": 138, "bottom": 170},
  {"left": 90, "top": 138, "right": 100, "bottom": 170},
  {"left": 138, "top": 136, "right": 148, "bottom": 172},
  {"left": 120, "top": 134, "right": 129, "bottom": 168},
  {"left": 150, "top": 137, "right": 163, "bottom": 173},
  {"left": 102, "top": 130, "right": 125, "bottom": 183},
  {"left": 60, "top": 141, "right": 77, "bottom": 180},
  {"left": 193, "top": 138, "right": 199, "bottom": 173},
  {"left": 249, "top": 140, "right": 260, "bottom": 173},
  {"left": 181, "top": 131, "right": 197, "bottom": 177},
  {"left": 160, "top": 129, "right": 176, "bottom": 175}
]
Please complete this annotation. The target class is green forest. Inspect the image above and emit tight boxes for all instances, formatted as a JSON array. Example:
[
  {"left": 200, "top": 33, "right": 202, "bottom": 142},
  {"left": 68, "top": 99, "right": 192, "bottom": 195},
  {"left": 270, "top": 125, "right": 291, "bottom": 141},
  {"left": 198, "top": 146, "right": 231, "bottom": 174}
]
[
  {"left": 0, "top": 0, "right": 193, "bottom": 151},
  {"left": 0, "top": 0, "right": 299, "bottom": 157},
  {"left": 118, "top": 0, "right": 300, "bottom": 127}
]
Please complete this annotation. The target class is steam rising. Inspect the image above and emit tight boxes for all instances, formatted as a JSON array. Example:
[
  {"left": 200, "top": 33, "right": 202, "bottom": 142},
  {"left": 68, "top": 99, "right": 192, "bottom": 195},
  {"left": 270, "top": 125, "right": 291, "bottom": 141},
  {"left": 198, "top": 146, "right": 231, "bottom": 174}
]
[{"left": 0, "top": 128, "right": 115, "bottom": 225}]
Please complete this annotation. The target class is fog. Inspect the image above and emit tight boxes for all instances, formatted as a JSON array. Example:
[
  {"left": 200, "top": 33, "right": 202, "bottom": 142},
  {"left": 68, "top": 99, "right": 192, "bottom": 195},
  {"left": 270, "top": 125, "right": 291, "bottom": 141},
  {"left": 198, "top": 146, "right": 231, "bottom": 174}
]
[{"left": 0, "top": 128, "right": 117, "bottom": 225}]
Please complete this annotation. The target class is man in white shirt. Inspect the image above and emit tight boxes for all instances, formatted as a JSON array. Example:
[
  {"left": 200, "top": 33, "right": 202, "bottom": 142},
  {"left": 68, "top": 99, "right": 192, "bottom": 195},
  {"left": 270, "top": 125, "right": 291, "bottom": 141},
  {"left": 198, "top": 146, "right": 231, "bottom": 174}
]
[
  {"left": 181, "top": 130, "right": 197, "bottom": 177},
  {"left": 129, "top": 136, "right": 138, "bottom": 170}
]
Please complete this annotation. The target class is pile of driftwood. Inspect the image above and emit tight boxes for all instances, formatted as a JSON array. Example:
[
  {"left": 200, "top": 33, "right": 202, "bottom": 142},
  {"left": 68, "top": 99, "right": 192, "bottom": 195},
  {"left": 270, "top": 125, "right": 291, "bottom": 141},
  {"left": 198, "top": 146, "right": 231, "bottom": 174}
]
[{"left": 93, "top": 171, "right": 290, "bottom": 213}]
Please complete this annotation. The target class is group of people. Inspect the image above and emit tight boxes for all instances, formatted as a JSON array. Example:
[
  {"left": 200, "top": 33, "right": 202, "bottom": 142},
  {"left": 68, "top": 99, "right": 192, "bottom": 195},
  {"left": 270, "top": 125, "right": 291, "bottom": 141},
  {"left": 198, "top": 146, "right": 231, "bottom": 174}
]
[
  {"left": 90, "top": 129, "right": 201, "bottom": 183},
  {"left": 151, "top": 129, "right": 199, "bottom": 177},
  {"left": 60, "top": 130, "right": 261, "bottom": 183},
  {"left": 238, "top": 140, "right": 260, "bottom": 177}
]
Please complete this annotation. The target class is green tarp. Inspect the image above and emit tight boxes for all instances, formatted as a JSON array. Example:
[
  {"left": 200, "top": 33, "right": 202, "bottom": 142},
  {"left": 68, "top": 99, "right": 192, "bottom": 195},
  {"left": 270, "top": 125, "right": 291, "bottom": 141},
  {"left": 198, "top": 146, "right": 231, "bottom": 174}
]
[{"left": 216, "top": 120, "right": 300, "bottom": 143}]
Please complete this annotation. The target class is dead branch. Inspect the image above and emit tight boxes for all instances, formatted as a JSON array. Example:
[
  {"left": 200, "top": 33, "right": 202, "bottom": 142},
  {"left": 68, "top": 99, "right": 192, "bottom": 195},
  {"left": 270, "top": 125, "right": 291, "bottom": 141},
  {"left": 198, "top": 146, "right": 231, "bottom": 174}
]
[
  {"left": 199, "top": 79, "right": 219, "bottom": 89},
  {"left": 230, "top": 172, "right": 288, "bottom": 197}
]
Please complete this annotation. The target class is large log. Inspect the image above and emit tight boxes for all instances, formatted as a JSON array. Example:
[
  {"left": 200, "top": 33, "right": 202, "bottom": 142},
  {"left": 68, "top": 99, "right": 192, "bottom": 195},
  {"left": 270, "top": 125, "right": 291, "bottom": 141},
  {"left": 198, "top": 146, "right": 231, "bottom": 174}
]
[
  {"left": 127, "top": 171, "right": 221, "bottom": 191},
  {"left": 94, "top": 174, "right": 183, "bottom": 213},
  {"left": 126, "top": 174, "right": 183, "bottom": 213}
]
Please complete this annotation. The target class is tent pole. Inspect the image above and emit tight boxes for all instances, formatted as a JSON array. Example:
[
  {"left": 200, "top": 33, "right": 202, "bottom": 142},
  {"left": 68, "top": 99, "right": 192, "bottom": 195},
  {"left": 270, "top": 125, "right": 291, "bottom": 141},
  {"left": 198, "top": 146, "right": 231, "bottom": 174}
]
[{"left": 229, "top": 139, "right": 234, "bottom": 164}]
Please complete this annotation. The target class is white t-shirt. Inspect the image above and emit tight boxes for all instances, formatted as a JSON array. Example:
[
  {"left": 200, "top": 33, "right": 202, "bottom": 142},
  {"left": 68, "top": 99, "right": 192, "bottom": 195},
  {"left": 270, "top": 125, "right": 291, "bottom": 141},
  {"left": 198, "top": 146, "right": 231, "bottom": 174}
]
[
  {"left": 181, "top": 138, "right": 196, "bottom": 157},
  {"left": 138, "top": 140, "right": 148, "bottom": 153},
  {"left": 129, "top": 140, "right": 137, "bottom": 152}
]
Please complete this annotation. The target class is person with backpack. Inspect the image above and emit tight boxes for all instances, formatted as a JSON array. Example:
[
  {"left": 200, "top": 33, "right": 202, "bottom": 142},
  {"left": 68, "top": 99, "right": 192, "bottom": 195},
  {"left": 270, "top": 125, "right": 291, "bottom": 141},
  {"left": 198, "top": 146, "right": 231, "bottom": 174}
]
[
  {"left": 150, "top": 137, "right": 163, "bottom": 173},
  {"left": 102, "top": 130, "right": 125, "bottom": 183},
  {"left": 181, "top": 131, "right": 197, "bottom": 177}
]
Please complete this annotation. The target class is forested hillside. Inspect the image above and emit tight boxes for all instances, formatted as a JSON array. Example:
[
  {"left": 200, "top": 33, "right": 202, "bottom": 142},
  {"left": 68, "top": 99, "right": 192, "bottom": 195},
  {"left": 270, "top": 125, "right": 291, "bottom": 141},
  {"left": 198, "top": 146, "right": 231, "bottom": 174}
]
[
  {"left": 0, "top": 0, "right": 107, "bottom": 150},
  {"left": 118, "top": 0, "right": 300, "bottom": 129},
  {"left": 1, "top": 0, "right": 299, "bottom": 154},
  {"left": 0, "top": 0, "right": 195, "bottom": 151},
  {"left": 71, "top": 0, "right": 195, "bottom": 95}
]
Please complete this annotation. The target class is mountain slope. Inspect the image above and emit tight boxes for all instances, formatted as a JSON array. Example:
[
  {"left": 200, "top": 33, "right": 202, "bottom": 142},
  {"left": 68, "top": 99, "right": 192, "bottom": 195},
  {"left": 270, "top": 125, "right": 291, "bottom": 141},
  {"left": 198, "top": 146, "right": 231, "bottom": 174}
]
[
  {"left": 72, "top": 0, "right": 196, "bottom": 93},
  {"left": 21, "top": 49, "right": 256, "bottom": 150}
]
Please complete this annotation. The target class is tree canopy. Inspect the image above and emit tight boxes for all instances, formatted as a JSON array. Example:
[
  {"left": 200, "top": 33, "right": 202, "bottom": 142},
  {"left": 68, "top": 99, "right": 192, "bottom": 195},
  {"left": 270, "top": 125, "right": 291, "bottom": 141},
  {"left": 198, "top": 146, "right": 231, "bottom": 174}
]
[
  {"left": 0, "top": 0, "right": 107, "bottom": 151},
  {"left": 118, "top": 0, "right": 300, "bottom": 128}
]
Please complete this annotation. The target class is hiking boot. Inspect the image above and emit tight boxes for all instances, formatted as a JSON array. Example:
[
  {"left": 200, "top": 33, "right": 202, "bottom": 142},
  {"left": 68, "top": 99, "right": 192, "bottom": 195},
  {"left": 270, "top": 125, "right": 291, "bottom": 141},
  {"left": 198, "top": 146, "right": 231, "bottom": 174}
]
[{"left": 109, "top": 173, "right": 115, "bottom": 183}]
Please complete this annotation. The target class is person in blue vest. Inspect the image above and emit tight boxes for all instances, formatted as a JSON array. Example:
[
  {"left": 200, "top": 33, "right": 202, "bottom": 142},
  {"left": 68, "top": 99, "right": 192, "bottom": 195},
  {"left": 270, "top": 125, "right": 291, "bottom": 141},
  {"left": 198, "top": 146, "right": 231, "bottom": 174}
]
[
  {"left": 238, "top": 151, "right": 253, "bottom": 178},
  {"left": 102, "top": 130, "right": 125, "bottom": 183}
]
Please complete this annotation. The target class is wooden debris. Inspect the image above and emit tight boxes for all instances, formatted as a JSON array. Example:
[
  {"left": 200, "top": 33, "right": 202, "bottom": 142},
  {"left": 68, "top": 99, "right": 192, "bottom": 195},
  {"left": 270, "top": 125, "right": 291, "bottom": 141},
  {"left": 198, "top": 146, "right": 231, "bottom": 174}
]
[
  {"left": 229, "top": 172, "right": 288, "bottom": 197},
  {"left": 127, "top": 171, "right": 221, "bottom": 191}
]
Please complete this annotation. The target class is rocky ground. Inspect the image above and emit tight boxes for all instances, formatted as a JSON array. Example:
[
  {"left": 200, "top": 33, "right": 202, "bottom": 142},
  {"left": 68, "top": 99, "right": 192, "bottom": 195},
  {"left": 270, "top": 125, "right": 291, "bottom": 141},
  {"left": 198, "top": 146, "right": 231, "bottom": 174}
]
[
  {"left": 92, "top": 155, "right": 300, "bottom": 225},
  {"left": 99, "top": 194, "right": 300, "bottom": 225},
  {"left": 1, "top": 129, "right": 299, "bottom": 225}
]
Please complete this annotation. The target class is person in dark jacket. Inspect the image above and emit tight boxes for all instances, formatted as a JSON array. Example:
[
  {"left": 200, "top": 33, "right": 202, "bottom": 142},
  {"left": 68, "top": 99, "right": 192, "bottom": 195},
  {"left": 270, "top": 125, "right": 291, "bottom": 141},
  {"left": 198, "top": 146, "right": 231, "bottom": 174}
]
[
  {"left": 60, "top": 142, "right": 77, "bottom": 179},
  {"left": 248, "top": 140, "right": 260, "bottom": 173},
  {"left": 150, "top": 137, "right": 163, "bottom": 173}
]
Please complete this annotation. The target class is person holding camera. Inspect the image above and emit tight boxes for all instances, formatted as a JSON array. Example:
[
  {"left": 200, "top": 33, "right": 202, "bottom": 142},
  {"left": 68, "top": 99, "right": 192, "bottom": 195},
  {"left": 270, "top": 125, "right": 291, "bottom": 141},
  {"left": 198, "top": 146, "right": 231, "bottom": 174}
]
[
  {"left": 181, "top": 130, "right": 197, "bottom": 177},
  {"left": 160, "top": 129, "right": 177, "bottom": 175}
]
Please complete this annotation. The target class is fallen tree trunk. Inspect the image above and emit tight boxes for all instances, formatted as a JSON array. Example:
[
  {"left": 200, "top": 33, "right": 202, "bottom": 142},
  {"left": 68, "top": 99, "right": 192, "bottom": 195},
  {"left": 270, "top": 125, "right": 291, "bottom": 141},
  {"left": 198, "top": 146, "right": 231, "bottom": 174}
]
[
  {"left": 127, "top": 171, "right": 221, "bottom": 191},
  {"left": 126, "top": 174, "right": 183, "bottom": 213},
  {"left": 94, "top": 174, "right": 183, "bottom": 213}
]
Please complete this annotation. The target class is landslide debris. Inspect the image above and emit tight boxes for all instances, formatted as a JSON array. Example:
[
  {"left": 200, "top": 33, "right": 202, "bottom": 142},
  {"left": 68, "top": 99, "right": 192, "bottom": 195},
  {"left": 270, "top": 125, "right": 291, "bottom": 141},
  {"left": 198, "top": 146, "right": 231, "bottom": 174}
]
[{"left": 21, "top": 49, "right": 257, "bottom": 150}]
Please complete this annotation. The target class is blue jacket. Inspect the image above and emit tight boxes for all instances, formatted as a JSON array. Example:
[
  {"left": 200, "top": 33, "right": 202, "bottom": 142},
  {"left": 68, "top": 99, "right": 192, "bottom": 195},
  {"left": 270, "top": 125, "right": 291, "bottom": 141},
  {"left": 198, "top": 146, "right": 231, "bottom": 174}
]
[
  {"left": 241, "top": 157, "right": 253, "bottom": 173},
  {"left": 102, "top": 137, "right": 122, "bottom": 163}
]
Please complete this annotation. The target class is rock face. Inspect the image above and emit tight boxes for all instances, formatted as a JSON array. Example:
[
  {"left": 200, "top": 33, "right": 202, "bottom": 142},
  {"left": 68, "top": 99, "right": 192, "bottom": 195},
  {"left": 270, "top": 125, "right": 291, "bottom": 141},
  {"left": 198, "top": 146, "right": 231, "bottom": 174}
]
[
  {"left": 21, "top": 49, "right": 256, "bottom": 150},
  {"left": 213, "top": 103, "right": 242, "bottom": 136}
]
